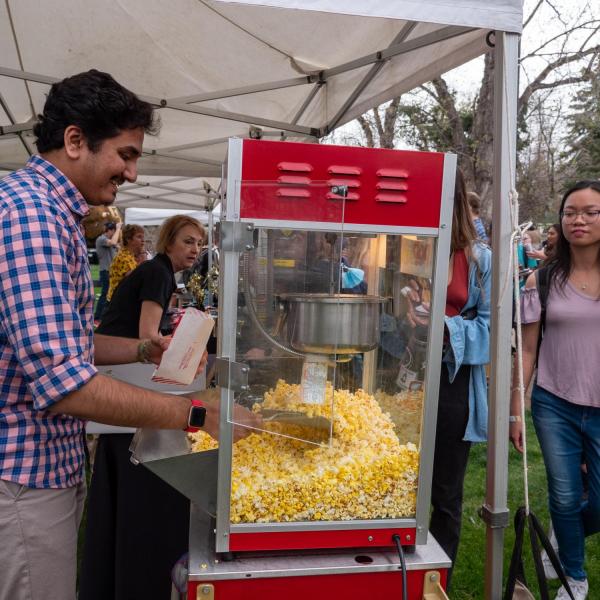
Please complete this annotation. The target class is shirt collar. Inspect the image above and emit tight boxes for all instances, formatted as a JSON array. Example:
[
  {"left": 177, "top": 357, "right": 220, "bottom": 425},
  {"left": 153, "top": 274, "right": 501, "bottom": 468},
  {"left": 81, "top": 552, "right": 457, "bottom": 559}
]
[
  {"left": 26, "top": 155, "right": 90, "bottom": 218},
  {"left": 155, "top": 252, "right": 176, "bottom": 275}
]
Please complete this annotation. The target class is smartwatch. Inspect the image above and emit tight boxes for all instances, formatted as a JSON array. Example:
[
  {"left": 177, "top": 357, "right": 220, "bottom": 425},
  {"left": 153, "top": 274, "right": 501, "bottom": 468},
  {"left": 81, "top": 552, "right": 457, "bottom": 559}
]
[{"left": 185, "top": 399, "right": 207, "bottom": 433}]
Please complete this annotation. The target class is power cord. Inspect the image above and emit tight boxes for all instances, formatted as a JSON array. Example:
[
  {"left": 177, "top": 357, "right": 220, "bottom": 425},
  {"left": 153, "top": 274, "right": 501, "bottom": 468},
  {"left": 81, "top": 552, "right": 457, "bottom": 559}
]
[{"left": 392, "top": 534, "right": 408, "bottom": 599}]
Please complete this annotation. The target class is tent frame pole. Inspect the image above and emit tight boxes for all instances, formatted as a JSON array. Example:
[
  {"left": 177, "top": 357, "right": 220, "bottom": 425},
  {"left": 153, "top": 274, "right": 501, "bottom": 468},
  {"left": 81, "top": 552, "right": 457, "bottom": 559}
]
[
  {"left": 325, "top": 22, "right": 417, "bottom": 132},
  {"left": 485, "top": 30, "right": 520, "bottom": 600},
  {"left": 168, "top": 75, "right": 317, "bottom": 104}
]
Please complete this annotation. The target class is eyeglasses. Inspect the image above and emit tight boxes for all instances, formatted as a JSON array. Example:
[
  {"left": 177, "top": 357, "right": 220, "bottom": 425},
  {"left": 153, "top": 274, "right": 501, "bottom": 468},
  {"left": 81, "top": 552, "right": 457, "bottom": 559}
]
[{"left": 560, "top": 209, "right": 600, "bottom": 224}]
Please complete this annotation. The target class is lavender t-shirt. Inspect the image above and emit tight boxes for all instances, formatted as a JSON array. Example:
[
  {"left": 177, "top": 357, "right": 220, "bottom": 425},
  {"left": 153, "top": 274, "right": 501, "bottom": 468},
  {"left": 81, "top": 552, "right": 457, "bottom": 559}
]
[{"left": 521, "top": 281, "right": 600, "bottom": 407}]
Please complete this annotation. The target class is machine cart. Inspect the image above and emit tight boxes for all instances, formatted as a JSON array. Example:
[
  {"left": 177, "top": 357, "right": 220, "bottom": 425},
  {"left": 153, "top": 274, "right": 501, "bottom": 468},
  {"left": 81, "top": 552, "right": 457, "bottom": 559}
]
[{"left": 131, "top": 138, "right": 457, "bottom": 599}]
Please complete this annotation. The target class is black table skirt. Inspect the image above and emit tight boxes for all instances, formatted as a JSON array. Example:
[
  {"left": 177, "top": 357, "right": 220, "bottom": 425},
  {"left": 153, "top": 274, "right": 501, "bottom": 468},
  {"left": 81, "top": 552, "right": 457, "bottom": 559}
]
[{"left": 79, "top": 434, "right": 189, "bottom": 600}]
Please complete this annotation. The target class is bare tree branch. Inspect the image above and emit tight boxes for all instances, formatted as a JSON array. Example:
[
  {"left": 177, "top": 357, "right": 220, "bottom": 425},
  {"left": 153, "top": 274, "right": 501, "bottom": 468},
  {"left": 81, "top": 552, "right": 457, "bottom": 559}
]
[
  {"left": 523, "top": 0, "right": 544, "bottom": 29},
  {"left": 520, "top": 20, "right": 599, "bottom": 61},
  {"left": 519, "top": 45, "right": 600, "bottom": 118}
]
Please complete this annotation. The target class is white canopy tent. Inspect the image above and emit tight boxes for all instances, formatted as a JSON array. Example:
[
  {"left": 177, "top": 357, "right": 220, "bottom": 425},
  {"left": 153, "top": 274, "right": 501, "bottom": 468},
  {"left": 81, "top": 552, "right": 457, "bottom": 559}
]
[
  {"left": 0, "top": 2, "right": 521, "bottom": 597},
  {"left": 124, "top": 206, "right": 221, "bottom": 226},
  {"left": 1, "top": 0, "right": 520, "bottom": 207}
]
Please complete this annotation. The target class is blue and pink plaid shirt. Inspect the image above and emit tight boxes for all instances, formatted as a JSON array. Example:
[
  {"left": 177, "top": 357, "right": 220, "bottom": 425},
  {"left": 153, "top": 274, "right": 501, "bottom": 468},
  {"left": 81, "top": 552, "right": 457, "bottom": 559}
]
[{"left": 0, "top": 155, "right": 98, "bottom": 488}]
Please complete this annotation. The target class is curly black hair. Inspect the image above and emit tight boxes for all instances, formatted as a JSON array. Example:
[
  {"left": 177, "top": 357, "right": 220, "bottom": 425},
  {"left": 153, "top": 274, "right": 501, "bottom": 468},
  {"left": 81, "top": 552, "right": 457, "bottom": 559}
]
[{"left": 33, "top": 69, "right": 160, "bottom": 153}]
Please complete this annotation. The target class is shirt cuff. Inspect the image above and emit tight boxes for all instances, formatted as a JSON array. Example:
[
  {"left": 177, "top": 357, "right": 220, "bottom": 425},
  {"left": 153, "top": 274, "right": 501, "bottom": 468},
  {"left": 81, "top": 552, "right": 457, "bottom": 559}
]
[{"left": 29, "top": 357, "right": 98, "bottom": 411}]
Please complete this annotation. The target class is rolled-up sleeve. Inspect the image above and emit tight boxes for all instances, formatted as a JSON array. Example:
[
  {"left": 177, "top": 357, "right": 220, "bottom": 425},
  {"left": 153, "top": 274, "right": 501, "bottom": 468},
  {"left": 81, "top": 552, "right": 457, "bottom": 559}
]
[
  {"left": 520, "top": 287, "right": 541, "bottom": 324},
  {"left": 0, "top": 202, "right": 97, "bottom": 410}
]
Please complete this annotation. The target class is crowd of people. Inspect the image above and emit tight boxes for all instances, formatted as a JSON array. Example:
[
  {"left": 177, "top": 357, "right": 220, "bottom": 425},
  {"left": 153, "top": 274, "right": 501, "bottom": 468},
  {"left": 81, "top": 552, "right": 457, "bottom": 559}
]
[{"left": 0, "top": 67, "right": 597, "bottom": 600}]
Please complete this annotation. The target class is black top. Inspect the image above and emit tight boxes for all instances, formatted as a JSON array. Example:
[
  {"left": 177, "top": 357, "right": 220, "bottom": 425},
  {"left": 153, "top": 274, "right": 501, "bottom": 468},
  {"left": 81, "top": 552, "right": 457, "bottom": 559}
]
[{"left": 97, "top": 253, "right": 176, "bottom": 338}]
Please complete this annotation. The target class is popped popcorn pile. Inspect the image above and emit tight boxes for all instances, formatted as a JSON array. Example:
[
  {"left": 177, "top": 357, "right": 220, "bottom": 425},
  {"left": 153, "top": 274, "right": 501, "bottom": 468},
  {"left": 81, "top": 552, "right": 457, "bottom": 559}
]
[
  {"left": 374, "top": 389, "right": 423, "bottom": 446},
  {"left": 189, "top": 380, "right": 420, "bottom": 523}
]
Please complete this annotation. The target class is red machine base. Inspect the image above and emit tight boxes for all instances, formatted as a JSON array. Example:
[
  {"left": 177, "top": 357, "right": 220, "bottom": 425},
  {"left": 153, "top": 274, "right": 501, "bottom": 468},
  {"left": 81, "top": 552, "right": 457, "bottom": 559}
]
[{"left": 189, "top": 568, "right": 448, "bottom": 599}]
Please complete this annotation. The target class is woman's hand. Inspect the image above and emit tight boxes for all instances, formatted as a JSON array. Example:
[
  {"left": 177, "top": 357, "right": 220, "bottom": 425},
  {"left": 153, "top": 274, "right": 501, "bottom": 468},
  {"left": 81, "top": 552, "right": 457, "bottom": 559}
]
[
  {"left": 147, "top": 334, "right": 171, "bottom": 364},
  {"left": 509, "top": 420, "right": 524, "bottom": 453},
  {"left": 526, "top": 248, "right": 546, "bottom": 261}
]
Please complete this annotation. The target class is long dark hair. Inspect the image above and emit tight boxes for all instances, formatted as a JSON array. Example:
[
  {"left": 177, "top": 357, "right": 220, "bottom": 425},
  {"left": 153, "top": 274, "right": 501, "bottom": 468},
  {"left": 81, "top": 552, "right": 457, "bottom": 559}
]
[
  {"left": 451, "top": 168, "right": 477, "bottom": 254},
  {"left": 547, "top": 180, "right": 600, "bottom": 289}
]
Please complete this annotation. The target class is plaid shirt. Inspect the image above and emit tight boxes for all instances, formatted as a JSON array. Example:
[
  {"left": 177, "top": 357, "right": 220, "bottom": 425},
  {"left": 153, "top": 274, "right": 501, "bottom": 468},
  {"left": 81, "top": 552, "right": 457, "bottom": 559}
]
[{"left": 0, "top": 155, "right": 97, "bottom": 488}]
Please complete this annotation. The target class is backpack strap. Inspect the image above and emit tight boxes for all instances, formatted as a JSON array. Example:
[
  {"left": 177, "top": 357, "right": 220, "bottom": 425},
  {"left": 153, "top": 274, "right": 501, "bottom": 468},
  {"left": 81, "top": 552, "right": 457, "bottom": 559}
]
[{"left": 534, "top": 266, "right": 551, "bottom": 364}]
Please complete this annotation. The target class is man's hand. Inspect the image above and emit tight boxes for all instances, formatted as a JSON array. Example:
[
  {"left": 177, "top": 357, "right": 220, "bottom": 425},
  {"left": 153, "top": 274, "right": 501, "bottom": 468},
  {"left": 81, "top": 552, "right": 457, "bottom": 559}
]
[{"left": 193, "top": 388, "right": 263, "bottom": 442}]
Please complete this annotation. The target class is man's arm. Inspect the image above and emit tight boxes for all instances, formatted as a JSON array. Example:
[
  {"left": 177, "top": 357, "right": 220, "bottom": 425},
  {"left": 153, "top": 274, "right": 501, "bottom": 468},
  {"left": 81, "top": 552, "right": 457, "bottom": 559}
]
[
  {"left": 49, "top": 373, "right": 191, "bottom": 429},
  {"left": 48, "top": 377, "right": 256, "bottom": 441}
]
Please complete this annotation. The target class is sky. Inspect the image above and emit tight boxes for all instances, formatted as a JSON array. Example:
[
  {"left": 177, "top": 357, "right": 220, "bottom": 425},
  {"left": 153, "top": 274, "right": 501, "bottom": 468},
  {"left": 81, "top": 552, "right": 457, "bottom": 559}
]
[{"left": 445, "top": 0, "right": 598, "bottom": 101}]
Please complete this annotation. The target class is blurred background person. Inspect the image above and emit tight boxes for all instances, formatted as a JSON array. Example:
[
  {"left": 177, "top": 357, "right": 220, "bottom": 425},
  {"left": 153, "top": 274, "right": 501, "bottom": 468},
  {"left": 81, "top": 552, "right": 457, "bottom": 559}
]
[
  {"left": 94, "top": 221, "right": 121, "bottom": 323},
  {"left": 431, "top": 169, "right": 491, "bottom": 588},
  {"left": 106, "top": 224, "right": 145, "bottom": 305},
  {"left": 526, "top": 223, "right": 560, "bottom": 264},
  {"left": 467, "top": 191, "right": 489, "bottom": 244}
]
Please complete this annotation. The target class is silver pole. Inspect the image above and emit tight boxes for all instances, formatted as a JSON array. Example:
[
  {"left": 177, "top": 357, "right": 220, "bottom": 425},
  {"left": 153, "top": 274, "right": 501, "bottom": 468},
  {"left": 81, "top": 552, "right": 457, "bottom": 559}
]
[{"left": 484, "top": 31, "right": 520, "bottom": 599}]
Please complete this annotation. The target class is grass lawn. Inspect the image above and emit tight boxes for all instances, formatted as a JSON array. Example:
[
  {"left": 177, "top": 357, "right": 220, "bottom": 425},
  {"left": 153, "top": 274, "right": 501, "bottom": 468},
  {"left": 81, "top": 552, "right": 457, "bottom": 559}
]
[{"left": 451, "top": 412, "right": 600, "bottom": 599}]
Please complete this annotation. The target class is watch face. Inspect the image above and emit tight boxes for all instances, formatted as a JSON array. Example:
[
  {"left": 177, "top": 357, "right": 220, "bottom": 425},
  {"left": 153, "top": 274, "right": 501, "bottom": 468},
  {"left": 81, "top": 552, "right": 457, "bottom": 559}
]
[{"left": 189, "top": 405, "right": 207, "bottom": 428}]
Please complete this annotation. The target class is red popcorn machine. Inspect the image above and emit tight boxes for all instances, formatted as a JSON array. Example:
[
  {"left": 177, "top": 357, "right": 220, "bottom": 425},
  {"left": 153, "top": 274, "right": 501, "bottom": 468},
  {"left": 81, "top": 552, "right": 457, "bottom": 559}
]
[{"left": 131, "top": 138, "right": 456, "bottom": 599}]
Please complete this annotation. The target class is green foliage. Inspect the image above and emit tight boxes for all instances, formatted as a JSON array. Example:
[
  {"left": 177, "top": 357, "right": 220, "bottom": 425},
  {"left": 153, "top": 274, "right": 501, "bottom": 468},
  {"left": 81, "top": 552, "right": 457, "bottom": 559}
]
[
  {"left": 562, "top": 68, "right": 600, "bottom": 185},
  {"left": 452, "top": 412, "right": 600, "bottom": 599},
  {"left": 395, "top": 96, "right": 475, "bottom": 155}
]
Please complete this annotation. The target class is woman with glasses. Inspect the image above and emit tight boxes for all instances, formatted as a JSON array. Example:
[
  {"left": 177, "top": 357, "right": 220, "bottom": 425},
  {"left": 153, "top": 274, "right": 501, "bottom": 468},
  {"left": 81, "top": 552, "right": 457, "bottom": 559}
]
[{"left": 510, "top": 180, "right": 600, "bottom": 600}]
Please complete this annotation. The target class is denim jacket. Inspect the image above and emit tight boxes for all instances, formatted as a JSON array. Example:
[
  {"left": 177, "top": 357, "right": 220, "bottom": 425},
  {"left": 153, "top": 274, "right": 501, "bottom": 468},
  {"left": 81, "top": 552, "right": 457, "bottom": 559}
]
[{"left": 443, "top": 241, "right": 491, "bottom": 442}]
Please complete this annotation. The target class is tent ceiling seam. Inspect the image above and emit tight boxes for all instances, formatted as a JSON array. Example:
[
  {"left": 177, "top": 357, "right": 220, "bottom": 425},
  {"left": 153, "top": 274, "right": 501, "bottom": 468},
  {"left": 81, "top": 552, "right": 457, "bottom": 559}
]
[{"left": 198, "top": 0, "right": 299, "bottom": 67}]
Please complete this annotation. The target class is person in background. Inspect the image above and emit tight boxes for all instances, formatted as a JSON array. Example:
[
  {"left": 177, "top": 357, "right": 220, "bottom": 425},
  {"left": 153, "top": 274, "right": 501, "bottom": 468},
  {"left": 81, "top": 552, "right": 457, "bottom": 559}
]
[
  {"left": 0, "top": 69, "right": 255, "bottom": 600},
  {"left": 467, "top": 191, "right": 489, "bottom": 244},
  {"left": 80, "top": 215, "right": 207, "bottom": 600},
  {"left": 526, "top": 223, "right": 560, "bottom": 264},
  {"left": 430, "top": 169, "right": 491, "bottom": 587},
  {"left": 510, "top": 181, "right": 600, "bottom": 600},
  {"left": 544, "top": 223, "right": 560, "bottom": 261},
  {"left": 106, "top": 223, "right": 145, "bottom": 303},
  {"left": 95, "top": 220, "right": 121, "bottom": 322}
]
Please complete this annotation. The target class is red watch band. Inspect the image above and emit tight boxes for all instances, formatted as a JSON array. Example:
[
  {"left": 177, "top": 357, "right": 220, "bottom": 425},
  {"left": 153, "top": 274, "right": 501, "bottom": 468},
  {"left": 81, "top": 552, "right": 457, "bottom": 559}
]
[{"left": 185, "top": 399, "right": 205, "bottom": 433}]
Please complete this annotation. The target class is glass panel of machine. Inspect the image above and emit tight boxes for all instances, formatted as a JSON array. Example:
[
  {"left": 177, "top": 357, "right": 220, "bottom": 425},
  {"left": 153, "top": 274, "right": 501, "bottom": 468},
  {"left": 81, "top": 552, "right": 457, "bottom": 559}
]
[{"left": 188, "top": 229, "right": 432, "bottom": 525}]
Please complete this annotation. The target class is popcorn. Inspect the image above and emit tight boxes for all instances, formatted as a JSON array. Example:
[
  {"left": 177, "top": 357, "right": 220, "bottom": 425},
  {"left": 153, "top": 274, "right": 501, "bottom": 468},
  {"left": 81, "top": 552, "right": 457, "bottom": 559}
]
[
  {"left": 374, "top": 388, "right": 423, "bottom": 446},
  {"left": 188, "top": 380, "right": 421, "bottom": 523}
]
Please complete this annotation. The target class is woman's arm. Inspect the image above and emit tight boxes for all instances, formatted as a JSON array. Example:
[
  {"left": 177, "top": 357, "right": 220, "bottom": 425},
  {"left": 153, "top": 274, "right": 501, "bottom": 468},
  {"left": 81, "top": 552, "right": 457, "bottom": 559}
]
[
  {"left": 509, "top": 272, "right": 541, "bottom": 453},
  {"left": 139, "top": 300, "right": 166, "bottom": 339},
  {"left": 445, "top": 246, "right": 492, "bottom": 368}
]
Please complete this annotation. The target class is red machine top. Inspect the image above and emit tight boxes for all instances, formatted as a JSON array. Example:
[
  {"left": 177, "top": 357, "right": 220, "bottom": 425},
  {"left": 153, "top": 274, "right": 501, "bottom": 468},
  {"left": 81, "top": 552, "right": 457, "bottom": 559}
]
[{"left": 238, "top": 139, "right": 445, "bottom": 228}]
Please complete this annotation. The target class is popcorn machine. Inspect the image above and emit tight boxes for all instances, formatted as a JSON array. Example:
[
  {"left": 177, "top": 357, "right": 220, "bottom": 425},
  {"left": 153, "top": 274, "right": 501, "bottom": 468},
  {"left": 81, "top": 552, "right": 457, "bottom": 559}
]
[{"left": 131, "top": 138, "right": 456, "bottom": 599}]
